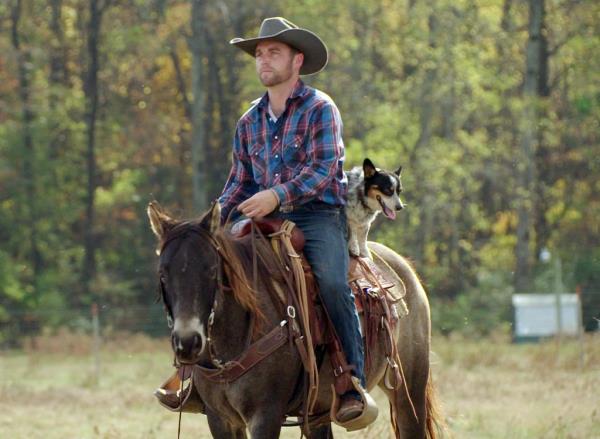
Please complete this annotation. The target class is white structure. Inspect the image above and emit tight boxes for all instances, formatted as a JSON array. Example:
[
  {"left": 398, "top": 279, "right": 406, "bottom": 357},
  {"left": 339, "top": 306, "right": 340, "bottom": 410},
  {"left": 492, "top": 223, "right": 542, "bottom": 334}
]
[{"left": 512, "top": 294, "right": 581, "bottom": 340}]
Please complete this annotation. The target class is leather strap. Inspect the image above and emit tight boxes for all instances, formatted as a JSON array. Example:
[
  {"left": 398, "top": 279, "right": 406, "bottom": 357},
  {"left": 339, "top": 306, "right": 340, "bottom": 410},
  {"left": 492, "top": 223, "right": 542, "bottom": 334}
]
[{"left": 195, "top": 321, "right": 289, "bottom": 383}]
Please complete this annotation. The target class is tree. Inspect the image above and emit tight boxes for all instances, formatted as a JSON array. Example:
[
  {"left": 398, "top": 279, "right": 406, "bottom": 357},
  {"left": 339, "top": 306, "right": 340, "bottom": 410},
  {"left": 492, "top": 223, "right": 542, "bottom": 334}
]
[{"left": 513, "top": 0, "right": 547, "bottom": 293}]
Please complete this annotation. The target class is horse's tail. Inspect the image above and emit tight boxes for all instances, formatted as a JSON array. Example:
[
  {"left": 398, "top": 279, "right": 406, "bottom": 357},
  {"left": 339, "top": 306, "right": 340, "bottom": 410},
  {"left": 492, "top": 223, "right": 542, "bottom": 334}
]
[{"left": 425, "top": 371, "right": 447, "bottom": 439}]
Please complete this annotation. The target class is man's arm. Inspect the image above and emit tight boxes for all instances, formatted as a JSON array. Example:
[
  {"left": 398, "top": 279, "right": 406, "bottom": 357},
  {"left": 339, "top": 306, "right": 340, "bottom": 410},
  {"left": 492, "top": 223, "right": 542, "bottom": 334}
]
[
  {"left": 270, "top": 101, "right": 343, "bottom": 206},
  {"left": 218, "top": 125, "right": 259, "bottom": 223}
]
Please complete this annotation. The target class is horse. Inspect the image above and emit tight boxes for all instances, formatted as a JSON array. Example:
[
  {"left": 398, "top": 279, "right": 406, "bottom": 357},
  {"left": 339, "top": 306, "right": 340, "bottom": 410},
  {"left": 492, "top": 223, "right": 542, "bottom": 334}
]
[{"left": 148, "top": 200, "right": 442, "bottom": 438}]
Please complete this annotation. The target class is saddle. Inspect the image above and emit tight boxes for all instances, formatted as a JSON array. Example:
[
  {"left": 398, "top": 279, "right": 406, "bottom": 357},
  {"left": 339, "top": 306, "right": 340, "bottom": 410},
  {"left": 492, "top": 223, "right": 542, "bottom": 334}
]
[{"left": 155, "top": 218, "right": 408, "bottom": 431}]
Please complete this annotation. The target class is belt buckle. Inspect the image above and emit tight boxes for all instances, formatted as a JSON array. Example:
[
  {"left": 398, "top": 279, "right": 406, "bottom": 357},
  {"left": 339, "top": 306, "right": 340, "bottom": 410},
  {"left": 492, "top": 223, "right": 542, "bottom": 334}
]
[{"left": 280, "top": 205, "right": 293, "bottom": 213}]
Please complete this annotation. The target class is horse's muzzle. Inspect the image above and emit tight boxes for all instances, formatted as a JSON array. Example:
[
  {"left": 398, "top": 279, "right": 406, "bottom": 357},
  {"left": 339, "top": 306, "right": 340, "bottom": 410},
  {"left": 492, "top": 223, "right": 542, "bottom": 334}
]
[{"left": 171, "top": 330, "right": 203, "bottom": 363}]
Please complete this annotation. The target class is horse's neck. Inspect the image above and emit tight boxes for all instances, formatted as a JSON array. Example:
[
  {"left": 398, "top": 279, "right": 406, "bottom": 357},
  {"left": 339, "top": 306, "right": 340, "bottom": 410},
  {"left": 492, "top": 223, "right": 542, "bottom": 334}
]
[{"left": 208, "top": 288, "right": 254, "bottom": 360}]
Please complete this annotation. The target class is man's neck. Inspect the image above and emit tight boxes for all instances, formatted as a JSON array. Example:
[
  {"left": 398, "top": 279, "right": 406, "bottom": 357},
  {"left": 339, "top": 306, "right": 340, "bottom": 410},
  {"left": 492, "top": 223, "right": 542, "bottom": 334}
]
[{"left": 267, "top": 77, "right": 299, "bottom": 118}]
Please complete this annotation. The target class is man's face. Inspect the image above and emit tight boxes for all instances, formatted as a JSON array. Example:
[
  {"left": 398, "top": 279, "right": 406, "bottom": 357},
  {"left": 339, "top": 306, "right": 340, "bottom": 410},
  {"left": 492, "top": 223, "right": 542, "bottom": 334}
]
[{"left": 255, "top": 41, "right": 302, "bottom": 87}]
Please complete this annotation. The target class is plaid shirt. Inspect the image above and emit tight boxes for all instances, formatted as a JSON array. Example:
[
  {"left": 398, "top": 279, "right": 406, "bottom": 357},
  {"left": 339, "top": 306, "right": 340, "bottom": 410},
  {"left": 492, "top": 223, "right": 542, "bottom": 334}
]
[{"left": 219, "top": 80, "right": 347, "bottom": 222}]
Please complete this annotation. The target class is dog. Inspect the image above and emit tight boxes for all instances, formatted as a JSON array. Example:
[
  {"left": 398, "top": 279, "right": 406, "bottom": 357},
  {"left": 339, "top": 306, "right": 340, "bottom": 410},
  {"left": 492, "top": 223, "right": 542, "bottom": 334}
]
[{"left": 345, "top": 158, "right": 404, "bottom": 258}]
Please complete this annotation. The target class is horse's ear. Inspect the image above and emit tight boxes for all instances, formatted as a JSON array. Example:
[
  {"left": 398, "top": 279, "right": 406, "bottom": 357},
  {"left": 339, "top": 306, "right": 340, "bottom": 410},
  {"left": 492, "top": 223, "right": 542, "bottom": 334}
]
[
  {"left": 199, "top": 201, "right": 221, "bottom": 233},
  {"left": 363, "top": 158, "right": 377, "bottom": 178},
  {"left": 147, "top": 201, "right": 176, "bottom": 239},
  {"left": 395, "top": 165, "right": 402, "bottom": 176}
]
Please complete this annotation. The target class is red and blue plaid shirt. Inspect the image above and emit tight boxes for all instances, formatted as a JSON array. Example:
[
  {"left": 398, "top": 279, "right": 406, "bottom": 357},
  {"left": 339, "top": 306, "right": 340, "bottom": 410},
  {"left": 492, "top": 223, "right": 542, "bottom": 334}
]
[{"left": 219, "top": 80, "right": 347, "bottom": 222}]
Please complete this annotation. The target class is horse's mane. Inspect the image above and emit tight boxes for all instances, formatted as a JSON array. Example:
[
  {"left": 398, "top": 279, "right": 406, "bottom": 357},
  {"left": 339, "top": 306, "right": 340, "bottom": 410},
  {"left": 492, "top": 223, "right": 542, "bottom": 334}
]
[{"left": 161, "top": 221, "right": 283, "bottom": 331}]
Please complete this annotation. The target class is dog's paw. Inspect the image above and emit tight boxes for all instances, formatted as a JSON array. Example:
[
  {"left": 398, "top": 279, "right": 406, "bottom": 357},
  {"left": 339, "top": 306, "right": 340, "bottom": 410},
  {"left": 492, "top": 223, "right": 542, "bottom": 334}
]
[
  {"left": 359, "top": 246, "right": 371, "bottom": 258},
  {"left": 348, "top": 242, "right": 360, "bottom": 257}
]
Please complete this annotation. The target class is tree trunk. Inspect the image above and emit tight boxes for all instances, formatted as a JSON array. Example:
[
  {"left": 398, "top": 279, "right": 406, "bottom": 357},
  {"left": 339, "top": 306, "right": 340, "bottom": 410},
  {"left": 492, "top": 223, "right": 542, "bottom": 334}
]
[
  {"left": 189, "top": 0, "right": 208, "bottom": 213},
  {"left": 11, "top": 0, "right": 42, "bottom": 302},
  {"left": 49, "top": 0, "right": 69, "bottom": 162},
  {"left": 82, "top": 0, "right": 105, "bottom": 298},
  {"left": 412, "top": 12, "right": 438, "bottom": 265},
  {"left": 169, "top": 47, "right": 191, "bottom": 212},
  {"left": 514, "top": 0, "right": 545, "bottom": 293}
]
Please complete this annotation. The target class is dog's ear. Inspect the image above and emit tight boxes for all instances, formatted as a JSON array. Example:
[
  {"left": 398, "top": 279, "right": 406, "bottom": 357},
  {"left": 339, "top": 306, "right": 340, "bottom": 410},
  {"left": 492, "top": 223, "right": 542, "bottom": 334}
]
[
  {"left": 199, "top": 200, "right": 221, "bottom": 233},
  {"left": 363, "top": 158, "right": 377, "bottom": 178},
  {"left": 395, "top": 166, "right": 402, "bottom": 176},
  {"left": 147, "top": 201, "right": 177, "bottom": 240}
]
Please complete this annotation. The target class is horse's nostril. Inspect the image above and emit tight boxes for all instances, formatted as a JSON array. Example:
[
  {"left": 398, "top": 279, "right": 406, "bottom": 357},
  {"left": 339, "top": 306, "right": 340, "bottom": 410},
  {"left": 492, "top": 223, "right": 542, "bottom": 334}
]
[{"left": 172, "top": 333, "right": 182, "bottom": 352}]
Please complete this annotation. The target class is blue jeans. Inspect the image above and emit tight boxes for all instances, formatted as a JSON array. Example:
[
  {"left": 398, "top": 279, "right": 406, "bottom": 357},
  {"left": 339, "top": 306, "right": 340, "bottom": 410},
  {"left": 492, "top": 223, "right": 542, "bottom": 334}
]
[{"left": 273, "top": 203, "right": 365, "bottom": 387}]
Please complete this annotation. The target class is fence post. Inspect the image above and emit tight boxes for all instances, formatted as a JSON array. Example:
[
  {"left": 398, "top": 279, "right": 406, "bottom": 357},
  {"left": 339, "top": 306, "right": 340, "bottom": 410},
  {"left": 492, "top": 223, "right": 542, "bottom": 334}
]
[
  {"left": 576, "top": 286, "right": 585, "bottom": 369},
  {"left": 92, "top": 303, "right": 101, "bottom": 384},
  {"left": 554, "top": 256, "right": 563, "bottom": 339}
]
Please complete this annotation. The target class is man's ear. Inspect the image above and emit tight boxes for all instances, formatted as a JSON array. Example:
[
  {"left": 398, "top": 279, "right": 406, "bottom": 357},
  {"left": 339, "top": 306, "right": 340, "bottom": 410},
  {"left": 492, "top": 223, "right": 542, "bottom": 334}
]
[
  {"left": 395, "top": 166, "right": 403, "bottom": 176},
  {"left": 294, "top": 51, "right": 304, "bottom": 71},
  {"left": 199, "top": 201, "right": 221, "bottom": 233},
  {"left": 363, "top": 158, "right": 377, "bottom": 178},
  {"left": 147, "top": 201, "right": 176, "bottom": 240}
]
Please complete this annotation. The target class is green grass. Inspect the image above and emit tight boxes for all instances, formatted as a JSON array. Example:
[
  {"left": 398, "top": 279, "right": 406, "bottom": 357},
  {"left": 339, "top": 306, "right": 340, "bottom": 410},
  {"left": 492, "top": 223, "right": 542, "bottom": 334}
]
[{"left": 0, "top": 331, "right": 598, "bottom": 438}]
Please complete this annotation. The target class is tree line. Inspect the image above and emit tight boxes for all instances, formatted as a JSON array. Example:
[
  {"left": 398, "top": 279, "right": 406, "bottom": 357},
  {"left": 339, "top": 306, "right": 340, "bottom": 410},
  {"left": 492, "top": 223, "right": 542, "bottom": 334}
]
[{"left": 1, "top": 0, "right": 598, "bottom": 344}]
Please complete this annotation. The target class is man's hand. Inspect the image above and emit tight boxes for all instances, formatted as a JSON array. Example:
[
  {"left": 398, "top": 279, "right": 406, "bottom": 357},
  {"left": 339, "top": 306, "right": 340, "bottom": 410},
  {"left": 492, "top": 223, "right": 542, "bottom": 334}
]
[{"left": 238, "top": 189, "right": 280, "bottom": 218}]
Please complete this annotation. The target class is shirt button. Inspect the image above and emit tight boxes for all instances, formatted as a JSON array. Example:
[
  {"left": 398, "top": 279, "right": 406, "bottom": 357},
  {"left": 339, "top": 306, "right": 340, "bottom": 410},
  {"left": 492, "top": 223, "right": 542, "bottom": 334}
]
[
  {"left": 275, "top": 154, "right": 279, "bottom": 158},
  {"left": 275, "top": 173, "right": 280, "bottom": 177},
  {"left": 274, "top": 135, "right": 279, "bottom": 140},
  {"left": 294, "top": 143, "right": 298, "bottom": 148}
]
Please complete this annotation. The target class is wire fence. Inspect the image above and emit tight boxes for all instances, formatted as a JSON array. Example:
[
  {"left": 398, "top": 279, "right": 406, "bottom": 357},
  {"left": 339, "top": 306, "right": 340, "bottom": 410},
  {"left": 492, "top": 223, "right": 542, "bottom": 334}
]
[
  {"left": 0, "top": 303, "right": 171, "bottom": 350},
  {"left": 2, "top": 290, "right": 598, "bottom": 350}
]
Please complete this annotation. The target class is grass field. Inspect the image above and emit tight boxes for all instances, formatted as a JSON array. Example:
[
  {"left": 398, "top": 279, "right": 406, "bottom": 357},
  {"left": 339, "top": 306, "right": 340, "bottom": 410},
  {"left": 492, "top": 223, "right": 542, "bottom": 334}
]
[{"left": 1, "top": 330, "right": 598, "bottom": 438}]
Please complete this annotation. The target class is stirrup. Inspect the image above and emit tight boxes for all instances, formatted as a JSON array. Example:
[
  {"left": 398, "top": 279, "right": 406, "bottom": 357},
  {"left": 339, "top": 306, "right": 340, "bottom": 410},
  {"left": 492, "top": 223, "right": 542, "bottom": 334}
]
[
  {"left": 154, "top": 368, "right": 205, "bottom": 413},
  {"left": 330, "top": 376, "right": 378, "bottom": 431}
]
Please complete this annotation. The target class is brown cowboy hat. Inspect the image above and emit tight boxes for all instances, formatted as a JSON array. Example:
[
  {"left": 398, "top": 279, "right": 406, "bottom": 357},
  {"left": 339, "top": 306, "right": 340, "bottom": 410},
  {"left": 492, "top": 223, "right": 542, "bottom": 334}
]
[{"left": 230, "top": 17, "right": 328, "bottom": 75}]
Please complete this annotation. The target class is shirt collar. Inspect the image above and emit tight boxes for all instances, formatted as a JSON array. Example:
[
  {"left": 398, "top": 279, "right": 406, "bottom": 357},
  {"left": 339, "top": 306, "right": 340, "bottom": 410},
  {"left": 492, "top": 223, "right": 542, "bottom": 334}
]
[
  {"left": 289, "top": 79, "right": 308, "bottom": 100},
  {"left": 257, "top": 79, "right": 308, "bottom": 111}
]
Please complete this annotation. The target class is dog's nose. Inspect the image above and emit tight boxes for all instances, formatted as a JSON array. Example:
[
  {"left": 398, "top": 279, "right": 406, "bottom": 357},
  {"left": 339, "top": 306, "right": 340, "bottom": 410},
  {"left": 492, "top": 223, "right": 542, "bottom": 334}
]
[{"left": 396, "top": 202, "right": 404, "bottom": 211}]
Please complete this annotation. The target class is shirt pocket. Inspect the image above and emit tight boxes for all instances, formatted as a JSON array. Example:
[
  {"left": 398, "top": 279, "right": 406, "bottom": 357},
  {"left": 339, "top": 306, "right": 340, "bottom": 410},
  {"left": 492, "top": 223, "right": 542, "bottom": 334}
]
[
  {"left": 248, "top": 142, "right": 266, "bottom": 185},
  {"left": 283, "top": 135, "right": 307, "bottom": 169}
]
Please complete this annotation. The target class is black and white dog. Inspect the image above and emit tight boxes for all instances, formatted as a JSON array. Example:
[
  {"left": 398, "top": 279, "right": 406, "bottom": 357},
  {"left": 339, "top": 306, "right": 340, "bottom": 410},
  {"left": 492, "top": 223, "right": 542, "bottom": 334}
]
[{"left": 345, "top": 158, "right": 404, "bottom": 258}]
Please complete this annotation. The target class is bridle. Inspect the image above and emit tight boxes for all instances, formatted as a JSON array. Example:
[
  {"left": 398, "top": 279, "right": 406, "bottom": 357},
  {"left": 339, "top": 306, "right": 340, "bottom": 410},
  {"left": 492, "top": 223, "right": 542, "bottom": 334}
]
[
  {"left": 155, "top": 221, "right": 316, "bottom": 436},
  {"left": 157, "top": 224, "right": 254, "bottom": 369}
]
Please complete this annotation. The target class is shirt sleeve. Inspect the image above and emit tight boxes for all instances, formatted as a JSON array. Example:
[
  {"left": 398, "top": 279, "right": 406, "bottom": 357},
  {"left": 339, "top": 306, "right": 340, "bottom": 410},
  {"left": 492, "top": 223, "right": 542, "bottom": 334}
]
[
  {"left": 218, "top": 124, "right": 259, "bottom": 223},
  {"left": 270, "top": 101, "right": 343, "bottom": 206}
]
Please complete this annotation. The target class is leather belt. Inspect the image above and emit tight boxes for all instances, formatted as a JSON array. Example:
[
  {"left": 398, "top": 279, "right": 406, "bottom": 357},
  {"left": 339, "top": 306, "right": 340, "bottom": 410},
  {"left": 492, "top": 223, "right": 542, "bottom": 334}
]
[{"left": 279, "top": 201, "right": 341, "bottom": 213}]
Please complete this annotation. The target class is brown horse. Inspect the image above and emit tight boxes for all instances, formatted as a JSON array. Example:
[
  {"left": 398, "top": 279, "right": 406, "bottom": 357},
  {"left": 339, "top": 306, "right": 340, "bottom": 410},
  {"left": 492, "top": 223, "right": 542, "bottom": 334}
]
[{"left": 148, "top": 201, "right": 442, "bottom": 438}]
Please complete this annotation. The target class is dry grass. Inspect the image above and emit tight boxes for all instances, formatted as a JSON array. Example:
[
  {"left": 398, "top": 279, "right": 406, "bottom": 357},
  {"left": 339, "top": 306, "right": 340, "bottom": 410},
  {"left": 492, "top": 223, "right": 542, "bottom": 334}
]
[
  {"left": 431, "top": 332, "right": 600, "bottom": 439},
  {"left": 0, "top": 331, "right": 598, "bottom": 438}
]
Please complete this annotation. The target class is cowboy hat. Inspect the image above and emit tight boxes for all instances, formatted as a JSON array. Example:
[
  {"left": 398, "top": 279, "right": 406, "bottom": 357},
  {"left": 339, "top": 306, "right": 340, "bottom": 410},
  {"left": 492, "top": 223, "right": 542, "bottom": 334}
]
[{"left": 230, "top": 17, "right": 328, "bottom": 75}]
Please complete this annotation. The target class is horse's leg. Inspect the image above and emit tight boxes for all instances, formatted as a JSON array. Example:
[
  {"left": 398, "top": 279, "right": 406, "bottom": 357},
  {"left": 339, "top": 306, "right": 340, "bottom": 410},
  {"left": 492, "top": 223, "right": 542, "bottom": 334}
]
[
  {"left": 304, "top": 423, "right": 333, "bottom": 439},
  {"left": 247, "top": 407, "right": 285, "bottom": 439},
  {"left": 378, "top": 331, "right": 430, "bottom": 439},
  {"left": 206, "top": 409, "right": 247, "bottom": 439},
  {"left": 379, "top": 379, "right": 428, "bottom": 439}
]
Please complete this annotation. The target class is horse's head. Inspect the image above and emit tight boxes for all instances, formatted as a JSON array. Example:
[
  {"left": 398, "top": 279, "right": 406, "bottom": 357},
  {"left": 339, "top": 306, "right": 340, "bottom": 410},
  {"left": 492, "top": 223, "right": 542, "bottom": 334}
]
[{"left": 147, "top": 200, "right": 222, "bottom": 364}]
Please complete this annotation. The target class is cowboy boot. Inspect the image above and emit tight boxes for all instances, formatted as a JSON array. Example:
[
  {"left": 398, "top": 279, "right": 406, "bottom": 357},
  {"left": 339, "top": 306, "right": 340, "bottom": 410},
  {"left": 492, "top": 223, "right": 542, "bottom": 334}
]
[{"left": 336, "top": 390, "right": 364, "bottom": 422}]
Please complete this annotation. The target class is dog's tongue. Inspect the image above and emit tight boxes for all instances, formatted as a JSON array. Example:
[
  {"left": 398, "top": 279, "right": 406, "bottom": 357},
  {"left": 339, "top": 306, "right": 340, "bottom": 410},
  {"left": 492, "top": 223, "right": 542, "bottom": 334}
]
[{"left": 381, "top": 202, "right": 396, "bottom": 220}]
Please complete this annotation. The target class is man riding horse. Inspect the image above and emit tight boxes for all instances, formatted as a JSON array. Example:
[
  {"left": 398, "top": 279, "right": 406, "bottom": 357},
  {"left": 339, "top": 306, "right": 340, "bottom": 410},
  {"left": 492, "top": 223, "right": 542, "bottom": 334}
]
[{"left": 218, "top": 17, "right": 371, "bottom": 423}]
